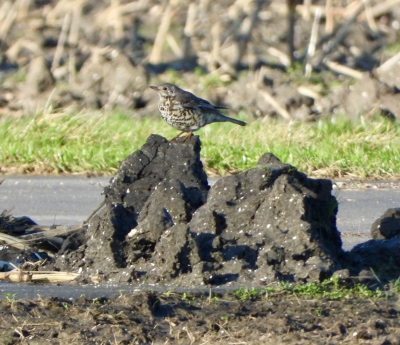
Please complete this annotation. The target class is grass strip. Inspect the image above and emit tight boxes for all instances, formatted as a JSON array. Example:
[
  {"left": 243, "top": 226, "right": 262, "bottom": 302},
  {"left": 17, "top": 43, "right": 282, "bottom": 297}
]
[{"left": 0, "top": 111, "right": 399, "bottom": 178}]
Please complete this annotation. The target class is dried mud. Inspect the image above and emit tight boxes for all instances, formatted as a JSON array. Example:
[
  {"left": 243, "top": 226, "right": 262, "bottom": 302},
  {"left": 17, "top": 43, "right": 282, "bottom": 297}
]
[{"left": 1, "top": 291, "right": 400, "bottom": 345}]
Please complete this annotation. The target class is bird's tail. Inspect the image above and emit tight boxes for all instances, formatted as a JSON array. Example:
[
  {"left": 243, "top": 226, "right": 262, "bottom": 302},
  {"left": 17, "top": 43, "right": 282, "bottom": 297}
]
[{"left": 218, "top": 114, "right": 247, "bottom": 126}]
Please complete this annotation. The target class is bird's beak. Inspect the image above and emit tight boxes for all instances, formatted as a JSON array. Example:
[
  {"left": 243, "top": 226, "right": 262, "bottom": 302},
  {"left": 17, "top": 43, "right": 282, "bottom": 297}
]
[{"left": 149, "top": 86, "right": 158, "bottom": 91}]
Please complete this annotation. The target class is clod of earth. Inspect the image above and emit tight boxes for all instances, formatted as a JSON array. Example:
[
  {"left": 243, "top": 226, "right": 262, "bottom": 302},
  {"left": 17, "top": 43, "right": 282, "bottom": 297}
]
[
  {"left": 53, "top": 134, "right": 345, "bottom": 286},
  {"left": 371, "top": 208, "right": 400, "bottom": 240}
]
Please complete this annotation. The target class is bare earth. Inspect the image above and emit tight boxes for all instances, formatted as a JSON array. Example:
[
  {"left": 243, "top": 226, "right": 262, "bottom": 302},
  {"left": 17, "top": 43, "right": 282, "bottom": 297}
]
[{"left": 1, "top": 290, "right": 400, "bottom": 345}]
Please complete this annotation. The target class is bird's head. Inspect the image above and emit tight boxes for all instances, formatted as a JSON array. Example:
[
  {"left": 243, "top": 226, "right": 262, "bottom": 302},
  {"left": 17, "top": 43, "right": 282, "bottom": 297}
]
[{"left": 150, "top": 83, "right": 177, "bottom": 98}]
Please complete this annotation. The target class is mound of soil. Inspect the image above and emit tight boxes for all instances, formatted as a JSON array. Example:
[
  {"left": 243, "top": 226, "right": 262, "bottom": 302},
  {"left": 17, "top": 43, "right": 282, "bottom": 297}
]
[{"left": 51, "top": 134, "right": 343, "bottom": 286}]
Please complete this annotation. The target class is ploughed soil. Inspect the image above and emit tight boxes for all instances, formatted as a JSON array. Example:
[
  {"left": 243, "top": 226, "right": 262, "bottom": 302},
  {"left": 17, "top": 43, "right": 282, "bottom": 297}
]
[{"left": 1, "top": 290, "right": 400, "bottom": 344}]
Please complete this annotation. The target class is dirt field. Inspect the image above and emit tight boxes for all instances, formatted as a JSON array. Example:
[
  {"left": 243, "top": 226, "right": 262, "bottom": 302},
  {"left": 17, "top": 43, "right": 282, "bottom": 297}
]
[
  {"left": 1, "top": 1, "right": 400, "bottom": 344},
  {"left": 1, "top": 289, "right": 400, "bottom": 344}
]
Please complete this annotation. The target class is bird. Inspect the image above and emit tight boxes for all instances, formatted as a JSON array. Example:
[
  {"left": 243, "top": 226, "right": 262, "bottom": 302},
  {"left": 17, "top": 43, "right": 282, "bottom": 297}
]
[{"left": 150, "top": 83, "right": 246, "bottom": 142}]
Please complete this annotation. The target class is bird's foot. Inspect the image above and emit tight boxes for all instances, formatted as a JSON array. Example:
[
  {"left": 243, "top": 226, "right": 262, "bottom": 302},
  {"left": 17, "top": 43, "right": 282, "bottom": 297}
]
[
  {"left": 168, "top": 131, "right": 185, "bottom": 143},
  {"left": 182, "top": 131, "right": 193, "bottom": 142},
  {"left": 169, "top": 131, "right": 193, "bottom": 143}
]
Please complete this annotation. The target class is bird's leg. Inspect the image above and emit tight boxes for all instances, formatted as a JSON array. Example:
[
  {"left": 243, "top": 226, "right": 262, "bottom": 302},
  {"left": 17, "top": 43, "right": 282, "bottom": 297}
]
[
  {"left": 182, "top": 131, "right": 193, "bottom": 142},
  {"left": 169, "top": 131, "right": 185, "bottom": 142}
]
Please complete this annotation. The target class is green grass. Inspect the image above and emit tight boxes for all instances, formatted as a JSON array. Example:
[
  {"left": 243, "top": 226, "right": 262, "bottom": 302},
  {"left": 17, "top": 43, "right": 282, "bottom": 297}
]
[
  {"left": 233, "top": 275, "right": 397, "bottom": 301},
  {"left": 0, "top": 111, "right": 399, "bottom": 178}
]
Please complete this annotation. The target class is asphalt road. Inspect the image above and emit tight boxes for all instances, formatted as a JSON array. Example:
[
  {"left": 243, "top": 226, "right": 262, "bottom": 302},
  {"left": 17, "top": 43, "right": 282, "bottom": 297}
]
[{"left": 1, "top": 176, "right": 400, "bottom": 252}]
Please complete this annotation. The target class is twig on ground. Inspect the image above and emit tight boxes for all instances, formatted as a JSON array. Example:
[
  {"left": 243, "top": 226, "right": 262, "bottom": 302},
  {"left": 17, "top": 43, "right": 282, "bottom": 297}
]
[
  {"left": 305, "top": 7, "right": 322, "bottom": 78},
  {"left": 376, "top": 51, "right": 400, "bottom": 74},
  {"left": 84, "top": 200, "right": 106, "bottom": 224},
  {"left": 259, "top": 89, "right": 292, "bottom": 120},
  {"left": 267, "top": 47, "right": 291, "bottom": 67},
  {"left": 325, "top": 60, "right": 364, "bottom": 79}
]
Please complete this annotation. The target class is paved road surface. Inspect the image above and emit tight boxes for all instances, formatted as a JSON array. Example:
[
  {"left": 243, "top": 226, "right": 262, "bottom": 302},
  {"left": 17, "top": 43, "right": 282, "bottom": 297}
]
[
  {"left": 0, "top": 176, "right": 108, "bottom": 226},
  {"left": 1, "top": 176, "right": 400, "bottom": 251}
]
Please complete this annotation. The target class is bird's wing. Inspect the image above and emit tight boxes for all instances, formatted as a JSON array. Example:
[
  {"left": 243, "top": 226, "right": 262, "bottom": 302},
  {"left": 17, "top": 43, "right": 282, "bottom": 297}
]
[{"left": 177, "top": 90, "right": 227, "bottom": 110}]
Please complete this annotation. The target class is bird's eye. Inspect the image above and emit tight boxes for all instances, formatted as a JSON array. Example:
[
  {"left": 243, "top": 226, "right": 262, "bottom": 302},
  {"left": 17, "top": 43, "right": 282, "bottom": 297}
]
[{"left": 163, "top": 87, "right": 167, "bottom": 90}]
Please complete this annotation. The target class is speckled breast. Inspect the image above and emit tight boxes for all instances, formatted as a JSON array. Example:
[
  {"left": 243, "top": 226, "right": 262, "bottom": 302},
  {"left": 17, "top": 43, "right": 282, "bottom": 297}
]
[{"left": 158, "top": 98, "right": 202, "bottom": 132}]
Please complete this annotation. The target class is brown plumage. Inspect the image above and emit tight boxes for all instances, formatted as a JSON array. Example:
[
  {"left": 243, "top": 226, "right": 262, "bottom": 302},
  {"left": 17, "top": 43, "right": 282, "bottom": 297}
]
[{"left": 150, "top": 83, "right": 246, "bottom": 142}]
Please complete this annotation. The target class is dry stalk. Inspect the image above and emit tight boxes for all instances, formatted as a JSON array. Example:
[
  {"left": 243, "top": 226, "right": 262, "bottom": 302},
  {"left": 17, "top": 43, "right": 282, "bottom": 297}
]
[
  {"left": 359, "top": 0, "right": 400, "bottom": 19},
  {"left": 16, "top": 0, "right": 30, "bottom": 20},
  {"left": 376, "top": 51, "right": 400, "bottom": 74},
  {"left": 1, "top": 260, "right": 80, "bottom": 283},
  {"left": 297, "top": 86, "right": 321, "bottom": 100},
  {"left": 221, "top": 11, "right": 247, "bottom": 46},
  {"left": 14, "top": 328, "right": 27, "bottom": 339},
  {"left": 166, "top": 33, "right": 183, "bottom": 58},
  {"left": 84, "top": 200, "right": 105, "bottom": 223},
  {"left": 234, "top": 0, "right": 264, "bottom": 68},
  {"left": 182, "top": 3, "right": 197, "bottom": 58},
  {"left": 302, "top": 0, "right": 312, "bottom": 21},
  {"left": 46, "top": 0, "right": 72, "bottom": 25},
  {"left": 324, "top": 60, "right": 364, "bottom": 79},
  {"left": 0, "top": 270, "right": 32, "bottom": 282},
  {"left": 184, "top": 326, "right": 196, "bottom": 345},
  {"left": 267, "top": 47, "right": 291, "bottom": 67},
  {"left": 19, "top": 225, "right": 83, "bottom": 242},
  {"left": 305, "top": 6, "right": 322, "bottom": 78},
  {"left": 259, "top": 89, "right": 292, "bottom": 120},
  {"left": 0, "top": 233, "right": 29, "bottom": 250},
  {"left": 165, "top": 317, "right": 177, "bottom": 335},
  {"left": 0, "top": 0, "right": 18, "bottom": 41},
  {"left": 325, "top": 0, "right": 333, "bottom": 34},
  {"left": 213, "top": 54, "right": 237, "bottom": 75},
  {"left": 363, "top": 0, "right": 378, "bottom": 31},
  {"left": 118, "top": 0, "right": 149, "bottom": 14},
  {"left": 111, "top": 0, "right": 124, "bottom": 41},
  {"left": 29, "top": 271, "right": 80, "bottom": 282},
  {"left": 210, "top": 21, "right": 222, "bottom": 71},
  {"left": 271, "top": 2, "right": 346, "bottom": 17},
  {"left": 343, "top": 0, "right": 363, "bottom": 19},
  {"left": 68, "top": 1, "right": 82, "bottom": 84},
  {"left": 247, "top": 42, "right": 257, "bottom": 71},
  {"left": 51, "top": 11, "right": 71, "bottom": 72},
  {"left": 199, "top": 0, "right": 210, "bottom": 11},
  {"left": 320, "top": 1, "right": 365, "bottom": 61},
  {"left": 149, "top": 2, "right": 173, "bottom": 64},
  {"left": 6, "top": 39, "right": 42, "bottom": 62},
  {"left": 287, "top": 0, "right": 296, "bottom": 65},
  {"left": 0, "top": 1, "right": 12, "bottom": 24},
  {"left": 253, "top": 69, "right": 291, "bottom": 120}
]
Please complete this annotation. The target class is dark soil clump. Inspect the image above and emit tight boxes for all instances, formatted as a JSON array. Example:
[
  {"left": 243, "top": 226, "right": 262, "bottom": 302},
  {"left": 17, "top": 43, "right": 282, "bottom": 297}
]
[{"left": 51, "top": 135, "right": 344, "bottom": 286}]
